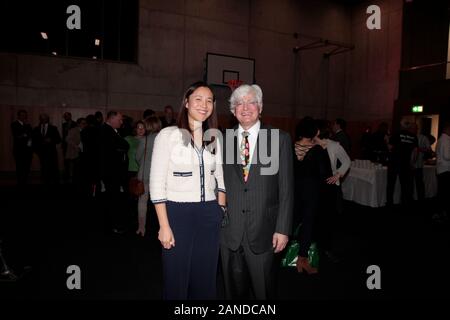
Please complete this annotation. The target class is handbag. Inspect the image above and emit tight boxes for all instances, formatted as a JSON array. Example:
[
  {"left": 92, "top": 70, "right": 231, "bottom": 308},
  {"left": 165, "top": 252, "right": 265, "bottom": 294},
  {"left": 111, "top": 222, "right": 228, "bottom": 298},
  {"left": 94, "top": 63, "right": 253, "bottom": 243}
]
[
  {"left": 129, "top": 177, "right": 145, "bottom": 198},
  {"left": 129, "top": 136, "right": 147, "bottom": 198}
]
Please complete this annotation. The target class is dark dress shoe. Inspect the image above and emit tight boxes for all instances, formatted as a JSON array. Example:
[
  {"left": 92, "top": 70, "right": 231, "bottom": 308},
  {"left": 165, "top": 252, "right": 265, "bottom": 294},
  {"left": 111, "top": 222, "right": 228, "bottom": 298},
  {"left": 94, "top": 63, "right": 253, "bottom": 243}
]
[{"left": 112, "top": 228, "right": 126, "bottom": 234}]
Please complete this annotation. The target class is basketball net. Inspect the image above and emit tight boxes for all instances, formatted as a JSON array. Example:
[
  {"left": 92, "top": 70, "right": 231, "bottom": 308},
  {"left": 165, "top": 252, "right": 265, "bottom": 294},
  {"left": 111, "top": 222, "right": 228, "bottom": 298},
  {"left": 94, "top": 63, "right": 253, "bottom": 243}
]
[{"left": 227, "top": 79, "right": 244, "bottom": 92}]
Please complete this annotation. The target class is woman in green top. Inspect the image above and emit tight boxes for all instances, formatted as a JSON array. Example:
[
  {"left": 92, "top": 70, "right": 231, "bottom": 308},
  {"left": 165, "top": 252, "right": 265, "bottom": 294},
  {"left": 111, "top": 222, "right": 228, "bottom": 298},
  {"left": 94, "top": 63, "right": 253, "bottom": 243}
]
[{"left": 125, "top": 120, "right": 146, "bottom": 176}]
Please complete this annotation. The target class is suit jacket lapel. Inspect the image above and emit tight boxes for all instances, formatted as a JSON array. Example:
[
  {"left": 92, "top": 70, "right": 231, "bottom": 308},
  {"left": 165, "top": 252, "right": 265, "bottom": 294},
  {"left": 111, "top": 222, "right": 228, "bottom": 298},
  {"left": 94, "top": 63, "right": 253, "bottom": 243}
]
[{"left": 246, "top": 124, "right": 268, "bottom": 184}]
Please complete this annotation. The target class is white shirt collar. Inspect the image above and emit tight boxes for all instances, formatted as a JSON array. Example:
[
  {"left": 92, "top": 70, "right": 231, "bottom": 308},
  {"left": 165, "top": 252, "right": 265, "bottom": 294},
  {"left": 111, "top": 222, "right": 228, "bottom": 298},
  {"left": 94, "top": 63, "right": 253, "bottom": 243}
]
[
  {"left": 238, "top": 120, "right": 260, "bottom": 137},
  {"left": 17, "top": 120, "right": 24, "bottom": 126}
]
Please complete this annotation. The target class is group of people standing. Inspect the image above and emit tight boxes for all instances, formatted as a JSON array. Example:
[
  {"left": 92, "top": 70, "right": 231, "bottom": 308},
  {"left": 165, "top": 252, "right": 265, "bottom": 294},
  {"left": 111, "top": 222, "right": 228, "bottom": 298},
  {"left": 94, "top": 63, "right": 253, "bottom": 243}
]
[
  {"left": 88, "top": 107, "right": 175, "bottom": 235},
  {"left": 10, "top": 110, "right": 106, "bottom": 187},
  {"left": 367, "top": 117, "right": 449, "bottom": 220},
  {"left": 7, "top": 82, "right": 347, "bottom": 300},
  {"left": 10, "top": 81, "right": 450, "bottom": 300},
  {"left": 10, "top": 106, "right": 177, "bottom": 238},
  {"left": 11, "top": 111, "right": 63, "bottom": 186}
]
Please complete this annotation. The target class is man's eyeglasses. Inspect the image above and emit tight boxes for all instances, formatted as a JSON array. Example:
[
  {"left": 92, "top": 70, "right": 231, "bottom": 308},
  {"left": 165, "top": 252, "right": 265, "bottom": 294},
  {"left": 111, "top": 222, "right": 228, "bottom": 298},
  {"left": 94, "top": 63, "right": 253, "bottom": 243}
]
[{"left": 236, "top": 101, "right": 258, "bottom": 108}]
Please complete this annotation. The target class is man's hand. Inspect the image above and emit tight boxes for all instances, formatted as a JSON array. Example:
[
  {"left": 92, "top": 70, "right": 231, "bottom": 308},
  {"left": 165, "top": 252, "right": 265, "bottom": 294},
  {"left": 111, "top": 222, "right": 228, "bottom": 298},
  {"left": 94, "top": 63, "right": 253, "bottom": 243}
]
[
  {"left": 272, "top": 233, "right": 289, "bottom": 253},
  {"left": 294, "top": 142, "right": 307, "bottom": 161}
]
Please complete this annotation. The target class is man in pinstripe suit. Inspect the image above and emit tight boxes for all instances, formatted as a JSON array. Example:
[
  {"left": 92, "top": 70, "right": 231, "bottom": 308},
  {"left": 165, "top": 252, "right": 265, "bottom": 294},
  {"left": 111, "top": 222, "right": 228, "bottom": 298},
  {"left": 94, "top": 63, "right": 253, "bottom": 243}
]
[{"left": 220, "top": 84, "right": 294, "bottom": 300}]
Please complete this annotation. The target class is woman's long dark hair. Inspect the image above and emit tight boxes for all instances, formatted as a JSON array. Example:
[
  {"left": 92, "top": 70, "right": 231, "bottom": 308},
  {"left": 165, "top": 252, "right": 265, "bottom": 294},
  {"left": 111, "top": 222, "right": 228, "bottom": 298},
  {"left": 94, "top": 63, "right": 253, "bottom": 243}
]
[{"left": 176, "top": 81, "right": 218, "bottom": 148}]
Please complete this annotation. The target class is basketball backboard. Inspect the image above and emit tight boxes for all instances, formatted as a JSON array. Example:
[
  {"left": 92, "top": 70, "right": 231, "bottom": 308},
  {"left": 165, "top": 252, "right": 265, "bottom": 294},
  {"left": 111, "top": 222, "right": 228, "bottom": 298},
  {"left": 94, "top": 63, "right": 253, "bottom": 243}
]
[{"left": 205, "top": 53, "right": 255, "bottom": 87}]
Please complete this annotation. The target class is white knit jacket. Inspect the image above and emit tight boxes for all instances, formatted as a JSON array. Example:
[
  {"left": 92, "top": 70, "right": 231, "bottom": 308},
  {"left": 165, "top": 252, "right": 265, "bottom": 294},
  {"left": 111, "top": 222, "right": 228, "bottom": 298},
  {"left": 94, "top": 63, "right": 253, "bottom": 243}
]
[
  {"left": 326, "top": 139, "right": 351, "bottom": 185},
  {"left": 436, "top": 133, "right": 450, "bottom": 175},
  {"left": 150, "top": 126, "right": 226, "bottom": 203}
]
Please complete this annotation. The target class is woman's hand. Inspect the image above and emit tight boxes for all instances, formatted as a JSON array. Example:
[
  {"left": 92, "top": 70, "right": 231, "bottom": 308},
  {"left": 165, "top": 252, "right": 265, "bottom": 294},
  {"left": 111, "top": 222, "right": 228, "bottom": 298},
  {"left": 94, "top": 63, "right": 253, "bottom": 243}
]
[
  {"left": 326, "top": 173, "right": 341, "bottom": 185},
  {"left": 158, "top": 226, "right": 175, "bottom": 249}
]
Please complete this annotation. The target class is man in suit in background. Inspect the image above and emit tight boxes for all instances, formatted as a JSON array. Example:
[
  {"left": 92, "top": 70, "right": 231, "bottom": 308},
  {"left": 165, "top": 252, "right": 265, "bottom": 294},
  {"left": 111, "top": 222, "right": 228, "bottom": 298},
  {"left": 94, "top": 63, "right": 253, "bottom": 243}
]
[
  {"left": 80, "top": 115, "right": 101, "bottom": 197},
  {"left": 332, "top": 118, "right": 351, "bottom": 155},
  {"left": 32, "top": 113, "right": 62, "bottom": 185},
  {"left": 99, "top": 111, "right": 129, "bottom": 234},
  {"left": 11, "top": 110, "right": 33, "bottom": 185},
  {"left": 220, "top": 84, "right": 294, "bottom": 300},
  {"left": 62, "top": 112, "right": 77, "bottom": 183},
  {"left": 159, "top": 105, "right": 176, "bottom": 128}
]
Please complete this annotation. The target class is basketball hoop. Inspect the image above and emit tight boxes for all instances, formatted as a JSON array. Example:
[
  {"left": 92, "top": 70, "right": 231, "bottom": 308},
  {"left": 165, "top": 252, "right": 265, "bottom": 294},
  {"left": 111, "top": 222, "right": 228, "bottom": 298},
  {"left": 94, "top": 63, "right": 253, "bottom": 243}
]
[{"left": 227, "top": 79, "right": 244, "bottom": 91}]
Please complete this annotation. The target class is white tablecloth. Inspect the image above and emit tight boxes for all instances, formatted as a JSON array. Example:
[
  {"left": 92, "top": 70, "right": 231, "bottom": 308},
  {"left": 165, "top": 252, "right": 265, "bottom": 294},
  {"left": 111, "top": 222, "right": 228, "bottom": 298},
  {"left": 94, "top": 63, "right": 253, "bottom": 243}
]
[{"left": 342, "top": 165, "right": 437, "bottom": 208}]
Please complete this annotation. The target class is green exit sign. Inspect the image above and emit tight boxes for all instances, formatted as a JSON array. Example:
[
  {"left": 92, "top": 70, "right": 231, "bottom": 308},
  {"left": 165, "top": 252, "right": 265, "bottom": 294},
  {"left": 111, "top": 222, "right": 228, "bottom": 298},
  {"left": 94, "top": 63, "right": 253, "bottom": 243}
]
[{"left": 412, "top": 105, "right": 423, "bottom": 113}]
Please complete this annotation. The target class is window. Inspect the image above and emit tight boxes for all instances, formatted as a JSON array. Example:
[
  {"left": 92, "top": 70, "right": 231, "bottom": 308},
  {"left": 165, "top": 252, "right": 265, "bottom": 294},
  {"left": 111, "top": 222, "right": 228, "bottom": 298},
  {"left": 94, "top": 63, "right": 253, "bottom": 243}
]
[{"left": 0, "top": 0, "right": 138, "bottom": 62}]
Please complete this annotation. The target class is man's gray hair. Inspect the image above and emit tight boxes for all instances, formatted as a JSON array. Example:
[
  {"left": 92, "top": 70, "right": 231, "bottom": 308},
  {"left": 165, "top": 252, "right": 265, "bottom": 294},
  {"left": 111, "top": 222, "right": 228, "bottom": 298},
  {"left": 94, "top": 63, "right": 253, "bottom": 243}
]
[{"left": 229, "top": 84, "right": 263, "bottom": 113}]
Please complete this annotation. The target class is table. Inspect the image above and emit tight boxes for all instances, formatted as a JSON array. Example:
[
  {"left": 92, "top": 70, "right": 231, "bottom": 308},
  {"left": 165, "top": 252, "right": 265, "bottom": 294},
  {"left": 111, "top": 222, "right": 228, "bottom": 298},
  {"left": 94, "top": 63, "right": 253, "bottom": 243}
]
[{"left": 341, "top": 164, "right": 437, "bottom": 208}]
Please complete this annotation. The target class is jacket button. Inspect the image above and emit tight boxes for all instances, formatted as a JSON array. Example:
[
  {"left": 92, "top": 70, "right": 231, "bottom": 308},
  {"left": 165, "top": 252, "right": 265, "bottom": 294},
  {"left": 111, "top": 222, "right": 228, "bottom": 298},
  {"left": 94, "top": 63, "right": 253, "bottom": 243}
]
[
  {"left": 244, "top": 188, "right": 248, "bottom": 192},
  {"left": 242, "top": 210, "right": 245, "bottom": 213}
]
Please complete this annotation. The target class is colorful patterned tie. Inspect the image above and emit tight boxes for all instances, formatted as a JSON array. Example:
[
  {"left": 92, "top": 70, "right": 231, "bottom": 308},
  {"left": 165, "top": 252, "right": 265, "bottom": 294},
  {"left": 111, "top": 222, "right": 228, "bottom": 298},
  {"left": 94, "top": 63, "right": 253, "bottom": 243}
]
[{"left": 240, "top": 131, "right": 250, "bottom": 182}]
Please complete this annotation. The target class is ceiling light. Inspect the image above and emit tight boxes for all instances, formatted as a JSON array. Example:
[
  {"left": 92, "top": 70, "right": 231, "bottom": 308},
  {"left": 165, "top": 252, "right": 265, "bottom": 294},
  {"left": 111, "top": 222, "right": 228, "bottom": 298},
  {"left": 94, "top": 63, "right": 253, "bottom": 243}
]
[
  {"left": 93, "top": 56, "right": 97, "bottom": 59},
  {"left": 41, "top": 32, "right": 48, "bottom": 40},
  {"left": 52, "top": 51, "right": 57, "bottom": 56},
  {"left": 95, "top": 39, "right": 100, "bottom": 46}
]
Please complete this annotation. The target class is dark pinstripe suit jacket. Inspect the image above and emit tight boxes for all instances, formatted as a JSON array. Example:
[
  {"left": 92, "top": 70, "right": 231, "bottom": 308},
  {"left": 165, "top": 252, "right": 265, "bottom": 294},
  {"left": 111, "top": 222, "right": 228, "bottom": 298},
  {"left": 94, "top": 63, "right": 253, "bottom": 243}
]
[{"left": 221, "top": 124, "right": 294, "bottom": 254}]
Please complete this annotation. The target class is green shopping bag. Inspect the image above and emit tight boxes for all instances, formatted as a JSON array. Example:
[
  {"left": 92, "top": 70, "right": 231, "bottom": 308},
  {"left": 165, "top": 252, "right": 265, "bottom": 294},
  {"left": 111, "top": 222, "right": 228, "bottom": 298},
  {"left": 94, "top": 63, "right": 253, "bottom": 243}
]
[
  {"left": 281, "top": 224, "right": 319, "bottom": 268},
  {"left": 307, "top": 242, "right": 319, "bottom": 268},
  {"left": 281, "top": 240, "right": 300, "bottom": 267}
]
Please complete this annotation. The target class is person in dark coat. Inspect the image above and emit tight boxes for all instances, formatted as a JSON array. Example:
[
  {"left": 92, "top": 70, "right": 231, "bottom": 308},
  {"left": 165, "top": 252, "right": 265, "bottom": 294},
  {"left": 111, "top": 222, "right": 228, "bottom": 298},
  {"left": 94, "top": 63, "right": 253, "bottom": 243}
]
[
  {"left": 99, "top": 111, "right": 130, "bottom": 234},
  {"left": 386, "top": 118, "right": 418, "bottom": 206},
  {"left": 294, "top": 117, "right": 333, "bottom": 274},
  {"left": 62, "top": 112, "right": 77, "bottom": 183},
  {"left": 331, "top": 118, "right": 351, "bottom": 155},
  {"left": 32, "top": 113, "right": 61, "bottom": 184},
  {"left": 160, "top": 105, "right": 176, "bottom": 128},
  {"left": 80, "top": 115, "right": 101, "bottom": 196},
  {"left": 11, "top": 110, "right": 33, "bottom": 185}
]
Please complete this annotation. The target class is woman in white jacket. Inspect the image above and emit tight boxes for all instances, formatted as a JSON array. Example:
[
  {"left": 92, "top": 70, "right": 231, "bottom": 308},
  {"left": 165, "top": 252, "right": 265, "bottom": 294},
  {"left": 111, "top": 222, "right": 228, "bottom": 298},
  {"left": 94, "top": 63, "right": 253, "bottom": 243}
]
[
  {"left": 316, "top": 138, "right": 351, "bottom": 185},
  {"left": 435, "top": 121, "right": 450, "bottom": 221},
  {"left": 149, "top": 81, "right": 226, "bottom": 300}
]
